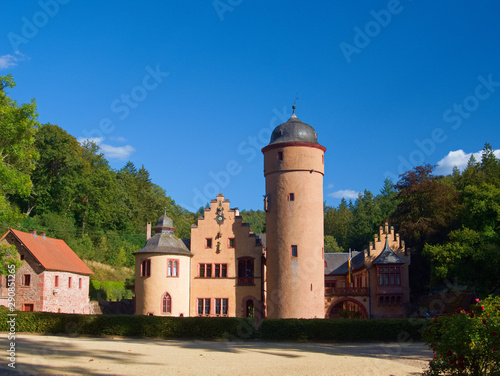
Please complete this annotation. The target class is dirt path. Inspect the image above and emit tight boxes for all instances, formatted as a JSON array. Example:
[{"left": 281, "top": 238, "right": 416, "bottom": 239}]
[{"left": 1, "top": 333, "right": 432, "bottom": 375}]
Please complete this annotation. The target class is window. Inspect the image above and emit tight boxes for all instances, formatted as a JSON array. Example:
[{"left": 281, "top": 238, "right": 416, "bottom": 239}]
[
  {"left": 198, "top": 298, "right": 211, "bottom": 315},
  {"left": 162, "top": 293, "right": 172, "bottom": 313},
  {"left": 23, "top": 304, "right": 34, "bottom": 312},
  {"left": 68, "top": 277, "right": 72, "bottom": 288},
  {"left": 228, "top": 238, "right": 235, "bottom": 248},
  {"left": 288, "top": 193, "right": 295, "bottom": 201},
  {"left": 378, "top": 266, "right": 401, "bottom": 286},
  {"left": 278, "top": 151, "right": 283, "bottom": 161},
  {"left": 291, "top": 245, "right": 298, "bottom": 257},
  {"left": 141, "top": 259, "right": 151, "bottom": 277},
  {"left": 20, "top": 254, "right": 25, "bottom": 260},
  {"left": 325, "top": 281, "right": 336, "bottom": 288},
  {"left": 23, "top": 274, "right": 31, "bottom": 287},
  {"left": 215, "top": 298, "right": 228, "bottom": 315},
  {"left": 167, "top": 259, "right": 179, "bottom": 277},
  {"left": 205, "top": 238, "right": 212, "bottom": 248},
  {"left": 214, "top": 263, "right": 228, "bottom": 278},
  {"left": 79, "top": 278, "right": 82, "bottom": 289},
  {"left": 322, "top": 154, "right": 324, "bottom": 164},
  {"left": 55, "top": 275, "right": 59, "bottom": 288},
  {"left": 199, "top": 263, "right": 212, "bottom": 278},
  {"left": 238, "top": 258, "right": 254, "bottom": 285}
]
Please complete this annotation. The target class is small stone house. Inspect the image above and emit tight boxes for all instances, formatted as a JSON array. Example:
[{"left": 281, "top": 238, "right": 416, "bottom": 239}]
[{"left": 0, "top": 229, "right": 93, "bottom": 313}]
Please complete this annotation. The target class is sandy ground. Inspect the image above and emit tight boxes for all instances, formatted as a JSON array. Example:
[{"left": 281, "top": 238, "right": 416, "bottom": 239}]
[{"left": 1, "top": 333, "right": 433, "bottom": 376}]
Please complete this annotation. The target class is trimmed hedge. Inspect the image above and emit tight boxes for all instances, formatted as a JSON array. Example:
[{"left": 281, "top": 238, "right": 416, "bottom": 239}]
[
  {"left": 259, "top": 318, "right": 430, "bottom": 341},
  {"left": 0, "top": 312, "right": 257, "bottom": 339},
  {"left": 0, "top": 311, "right": 429, "bottom": 342}
]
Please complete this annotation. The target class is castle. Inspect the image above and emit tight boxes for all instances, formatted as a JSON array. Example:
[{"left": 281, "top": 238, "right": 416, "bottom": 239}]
[{"left": 134, "top": 108, "right": 410, "bottom": 318}]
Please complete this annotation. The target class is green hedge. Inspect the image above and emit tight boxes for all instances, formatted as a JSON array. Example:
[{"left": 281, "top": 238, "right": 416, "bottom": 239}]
[
  {"left": 0, "top": 312, "right": 257, "bottom": 339},
  {"left": 0, "top": 311, "right": 429, "bottom": 341},
  {"left": 260, "top": 318, "right": 430, "bottom": 341}
]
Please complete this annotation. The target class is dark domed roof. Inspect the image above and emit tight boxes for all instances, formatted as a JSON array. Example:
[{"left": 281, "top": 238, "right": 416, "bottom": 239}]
[
  {"left": 154, "top": 214, "right": 173, "bottom": 232},
  {"left": 269, "top": 110, "right": 319, "bottom": 145}
]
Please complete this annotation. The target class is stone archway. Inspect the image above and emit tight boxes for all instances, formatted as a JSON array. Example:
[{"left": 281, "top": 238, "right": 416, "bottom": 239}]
[{"left": 328, "top": 298, "right": 368, "bottom": 319}]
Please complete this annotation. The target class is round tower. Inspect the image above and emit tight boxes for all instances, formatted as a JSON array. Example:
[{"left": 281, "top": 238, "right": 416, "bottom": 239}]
[
  {"left": 262, "top": 106, "right": 326, "bottom": 318},
  {"left": 134, "top": 214, "right": 193, "bottom": 316}
]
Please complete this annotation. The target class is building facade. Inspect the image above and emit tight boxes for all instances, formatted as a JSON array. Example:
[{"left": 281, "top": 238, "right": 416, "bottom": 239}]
[
  {"left": 0, "top": 229, "right": 93, "bottom": 314},
  {"left": 189, "top": 194, "right": 263, "bottom": 318},
  {"left": 134, "top": 108, "right": 410, "bottom": 319},
  {"left": 324, "top": 223, "right": 411, "bottom": 318},
  {"left": 134, "top": 214, "right": 193, "bottom": 317},
  {"left": 262, "top": 107, "right": 326, "bottom": 318}
]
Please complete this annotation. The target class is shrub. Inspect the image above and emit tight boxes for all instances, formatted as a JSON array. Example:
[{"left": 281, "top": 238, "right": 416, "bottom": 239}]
[
  {"left": 422, "top": 296, "right": 500, "bottom": 375},
  {"left": 0, "top": 311, "right": 257, "bottom": 340},
  {"left": 260, "top": 318, "right": 428, "bottom": 341}
]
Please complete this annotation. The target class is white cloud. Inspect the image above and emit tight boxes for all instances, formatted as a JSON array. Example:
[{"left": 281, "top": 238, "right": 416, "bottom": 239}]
[
  {"left": 77, "top": 137, "right": 104, "bottom": 145},
  {"left": 436, "top": 148, "right": 500, "bottom": 175},
  {"left": 99, "top": 144, "right": 135, "bottom": 160},
  {"left": 328, "top": 189, "right": 360, "bottom": 200},
  {"left": 327, "top": 183, "right": 334, "bottom": 189},
  {"left": 77, "top": 137, "right": 135, "bottom": 160},
  {"left": 0, "top": 51, "right": 27, "bottom": 70}
]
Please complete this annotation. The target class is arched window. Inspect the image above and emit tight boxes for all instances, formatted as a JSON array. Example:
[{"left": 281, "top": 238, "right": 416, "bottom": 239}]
[
  {"left": 162, "top": 293, "right": 172, "bottom": 313},
  {"left": 245, "top": 299, "right": 254, "bottom": 318}
]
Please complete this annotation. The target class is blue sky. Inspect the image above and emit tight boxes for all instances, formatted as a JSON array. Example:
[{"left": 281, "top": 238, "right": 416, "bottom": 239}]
[{"left": 1, "top": 0, "right": 500, "bottom": 212}]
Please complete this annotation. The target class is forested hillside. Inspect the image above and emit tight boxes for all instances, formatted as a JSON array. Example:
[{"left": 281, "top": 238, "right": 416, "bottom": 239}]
[{"left": 1, "top": 74, "right": 499, "bottom": 297}]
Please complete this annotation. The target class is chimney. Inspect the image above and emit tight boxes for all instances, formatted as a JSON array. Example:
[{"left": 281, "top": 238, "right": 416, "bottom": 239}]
[
  {"left": 39, "top": 232, "right": 46, "bottom": 239},
  {"left": 146, "top": 222, "right": 151, "bottom": 241},
  {"left": 29, "top": 229, "right": 37, "bottom": 237}
]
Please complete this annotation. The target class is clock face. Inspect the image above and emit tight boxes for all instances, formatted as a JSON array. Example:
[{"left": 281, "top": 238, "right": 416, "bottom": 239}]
[{"left": 215, "top": 205, "right": 225, "bottom": 224}]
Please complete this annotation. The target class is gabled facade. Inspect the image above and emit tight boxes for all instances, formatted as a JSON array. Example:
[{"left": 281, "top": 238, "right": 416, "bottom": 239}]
[
  {"left": 0, "top": 229, "right": 93, "bottom": 314},
  {"left": 190, "top": 194, "right": 264, "bottom": 319},
  {"left": 324, "top": 223, "right": 410, "bottom": 318}
]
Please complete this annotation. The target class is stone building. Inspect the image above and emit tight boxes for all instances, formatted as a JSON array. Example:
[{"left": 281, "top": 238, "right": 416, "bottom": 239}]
[
  {"left": 134, "top": 214, "right": 193, "bottom": 316},
  {"left": 324, "top": 223, "right": 411, "bottom": 318},
  {"left": 0, "top": 229, "right": 93, "bottom": 313},
  {"left": 262, "top": 106, "right": 326, "bottom": 319},
  {"left": 134, "top": 107, "right": 410, "bottom": 319},
  {"left": 189, "top": 194, "right": 263, "bottom": 318}
]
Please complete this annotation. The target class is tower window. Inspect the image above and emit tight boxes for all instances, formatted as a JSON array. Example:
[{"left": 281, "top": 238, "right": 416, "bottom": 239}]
[
  {"left": 141, "top": 259, "right": 151, "bottom": 277},
  {"left": 278, "top": 151, "right": 283, "bottom": 161},
  {"left": 55, "top": 275, "right": 59, "bottom": 287},
  {"left": 162, "top": 293, "right": 172, "bottom": 313},
  {"left": 291, "top": 245, "right": 298, "bottom": 257},
  {"left": 322, "top": 154, "right": 324, "bottom": 164},
  {"left": 288, "top": 193, "right": 295, "bottom": 201}
]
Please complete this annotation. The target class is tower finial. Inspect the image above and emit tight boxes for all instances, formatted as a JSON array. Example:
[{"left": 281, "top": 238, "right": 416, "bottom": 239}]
[
  {"left": 164, "top": 207, "right": 167, "bottom": 216},
  {"left": 292, "top": 93, "right": 298, "bottom": 117}
]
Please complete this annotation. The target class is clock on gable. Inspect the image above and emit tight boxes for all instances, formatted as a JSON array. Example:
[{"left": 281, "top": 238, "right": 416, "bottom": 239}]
[{"left": 215, "top": 203, "right": 225, "bottom": 225}]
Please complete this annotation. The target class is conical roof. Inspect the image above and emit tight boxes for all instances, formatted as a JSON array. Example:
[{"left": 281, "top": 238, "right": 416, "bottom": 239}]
[{"left": 135, "top": 214, "right": 193, "bottom": 256}]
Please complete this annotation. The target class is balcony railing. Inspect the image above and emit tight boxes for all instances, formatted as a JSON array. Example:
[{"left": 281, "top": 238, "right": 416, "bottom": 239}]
[{"left": 325, "top": 287, "right": 369, "bottom": 296}]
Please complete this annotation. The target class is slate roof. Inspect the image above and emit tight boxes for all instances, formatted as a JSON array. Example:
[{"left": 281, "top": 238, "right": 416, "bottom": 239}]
[
  {"left": 269, "top": 112, "right": 319, "bottom": 145},
  {"left": 324, "top": 251, "right": 365, "bottom": 276},
  {"left": 5, "top": 229, "right": 93, "bottom": 275},
  {"left": 135, "top": 214, "right": 193, "bottom": 256},
  {"left": 372, "top": 238, "right": 405, "bottom": 265}
]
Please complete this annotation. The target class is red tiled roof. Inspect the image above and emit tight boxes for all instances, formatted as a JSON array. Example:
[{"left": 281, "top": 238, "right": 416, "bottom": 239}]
[{"left": 4, "top": 229, "right": 93, "bottom": 275}]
